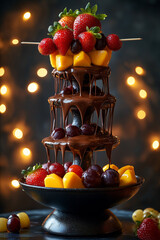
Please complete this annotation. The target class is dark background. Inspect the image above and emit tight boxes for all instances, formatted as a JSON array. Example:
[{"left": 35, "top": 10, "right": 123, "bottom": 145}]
[{"left": 0, "top": 0, "right": 160, "bottom": 213}]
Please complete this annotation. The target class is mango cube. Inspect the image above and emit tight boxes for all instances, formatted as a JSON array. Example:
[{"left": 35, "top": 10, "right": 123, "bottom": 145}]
[
  {"left": 105, "top": 46, "right": 112, "bottom": 61},
  {"left": 118, "top": 165, "right": 134, "bottom": 177},
  {"left": 49, "top": 50, "right": 59, "bottom": 68},
  {"left": 63, "top": 172, "right": 85, "bottom": 189},
  {"left": 44, "top": 173, "right": 64, "bottom": 188},
  {"left": 120, "top": 169, "right": 137, "bottom": 186},
  {"left": 73, "top": 51, "right": 91, "bottom": 67},
  {"left": 103, "top": 164, "right": 119, "bottom": 172},
  {"left": 88, "top": 50, "right": 109, "bottom": 67},
  {"left": 66, "top": 48, "right": 73, "bottom": 56},
  {"left": 56, "top": 55, "right": 73, "bottom": 71}
]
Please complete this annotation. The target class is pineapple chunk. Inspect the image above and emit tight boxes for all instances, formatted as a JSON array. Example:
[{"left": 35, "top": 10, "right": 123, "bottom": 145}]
[
  {"left": 103, "top": 164, "right": 119, "bottom": 172},
  {"left": 120, "top": 169, "right": 137, "bottom": 186},
  {"left": 118, "top": 165, "right": 134, "bottom": 177},
  {"left": 73, "top": 51, "right": 91, "bottom": 67},
  {"left": 88, "top": 50, "right": 109, "bottom": 67},
  {"left": 63, "top": 172, "right": 85, "bottom": 189},
  {"left": 49, "top": 50, "right": 59, "bottom": 68},
  {"left": 56, "top": 55, "right": 73, "bottom": 71},
  {"left": 44, "top": 173, "right": 64, "bottom": 188}
]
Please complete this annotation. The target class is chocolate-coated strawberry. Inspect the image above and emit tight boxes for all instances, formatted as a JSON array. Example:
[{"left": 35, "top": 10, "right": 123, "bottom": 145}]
[
  {"left": 137, "top": 218, "right": 160, "bottom": 240},
  {"left": 58, "top": 8, "right": 78, "bottom": 29},
  {"left": 106, "top": 34, "right": 122, "bottom": 51},
  {"left": 38, "top": 38, "right": 56, "bottom": 55}
]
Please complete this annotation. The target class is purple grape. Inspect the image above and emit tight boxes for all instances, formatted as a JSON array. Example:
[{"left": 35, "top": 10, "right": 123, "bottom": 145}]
[
  {"left": 71, "top": 40, "right": 82, "bottom": 54},
  {"left": 66, "top": 125, "right": 81, "bottom": 137},
  {"left": 89, "top": 164, "right": 103, "bottom": 175},
  {"left": 51, "top": 128, "right": 65, "bottom": 139},
  {"left": 81, "top": 124, "right": 95, "bottom": 135},
  {"left": 7, "top": 215, "right": 20, "bottom": 233},
  {"left": 95, "top": 33, "right": 107, "bottom": 50},
  {"left": 60, "top": 86, "right": 72, "bottom": 95},
  {"left": 82, "top": 168, "right": 102, "bottom": 188},
  {"left": 101, "top": 169, "right": 120, "bottom": 187},
  {"left": 42, "top": 162, "right": 51, "bottom": 172},
  {"left": 64, "top": 161, "right": 72, "bottom": 172}
]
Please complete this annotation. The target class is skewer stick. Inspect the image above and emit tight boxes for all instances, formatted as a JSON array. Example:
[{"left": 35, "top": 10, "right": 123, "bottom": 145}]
[{"left": 21, "top": 42, "right": 40, "bottom": 44}]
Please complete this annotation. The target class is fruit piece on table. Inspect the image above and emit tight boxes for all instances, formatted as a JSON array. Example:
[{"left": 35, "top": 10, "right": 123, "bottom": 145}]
[
  {"left": 132, "top": 209, "right": 144, "bottom": 222},
  {"left": 48, "top": 162, "right": 65, "bottom": 177},
  {"left": 58, "top": 8, "right": 77, "bottom": 29},
  {"left": 82, "top": 168, "right": 102, "bottom": 188},
  {"left": 101, "top": 169, "right": 120, "bottom": 187},
  {"left": 103, "top": 164, "right": 119, "bottom": 172},
  {"left": 120, "top": 169, "right": 137, "bottom": 186},
  {"left": 88, "top": 50, "right": 109, "bottom": 66},
  {"left": 0, "top": 217, "right": 7, "bottom": 232},
  {"left": 49, "top": 50, "right": 59, "bottom": 68},
  {"left": 73, "top": 51, "right": 91, "bottom": 67},
  {"left": 17, "top": 212, "right": 30, "bottom": 229},
  {"left": 106, "top": 34, "right": 122, "bottom": 51},
  {"left": 7, "top": 214, "right": 20, "bottom": 233},
  {"left": 67, "top": 165, "right": 83, "bottom": 178},
  {"left": 71, "top": 39, "right": 82, "bottom": 54},
  {"left": 137, "top": 218, "right": 160, "bottom": 240},
  {"left": 118, "top": 165, "right": 134, "bottom": 177},
  {"left": 44, "top": 173, "right": 64, "bottom": 188},
  {"left": 63, "top": 172, "right": 85, "bottom": 188},
  {"left": 38, "top": 38, "right": 57, "bottom": 55},
  {"left": 56, "top": 55, "right": 73, "bottom": 71}
]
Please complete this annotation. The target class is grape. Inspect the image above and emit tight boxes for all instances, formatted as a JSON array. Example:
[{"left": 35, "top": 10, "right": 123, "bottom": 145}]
[
  {"left": 66, "top": 125, "right": 81, "bottom": 137},
  {"left": 42, "top": 162, "right": 51, "bottom": 172},
  {"left": 51, "top": 128, "right": 65, "bottom": 139},
  {"left": 0, "top": 218, "right": 7, "bottom": 232},
  {"left": 81, "top": 124, "right": 95, "bottom": 135},
  {"left": 71, "top": 40, "right": 82, "bottom": 54},
  {"left": 132, "top": 209, "right": 143, "bottom": 222},
  {"left": 90, "top": 164, "right": 103, "bottom": 175},
  {"left": 60, "top": 86, "right": 72, "bottom": 95},
  {"left": 143, "top": 208, "right": 159, "bottom": 218},
  {"left": 64, "top": 162, "right": 72, "bottom": 172},
  {"left": 95, "top": 33, "right": 107, "bottom": 50},
  {"left": 82, "top": 168, "right": 102, "bottom": 188},
  {"left": 101, "top": 169, "right": 119, "bottom": 187},
  {"left": 48, "top": 162, "right": 65, "bottom": 177},
  {"left": 67, "top": 165, "right": 83, "bottom": 178},
  {"left": 17, "top": 212, "right": 30, "bottom": 229},
  {"left": 7, "top": 215, "right": 20, "bottom": 233}
]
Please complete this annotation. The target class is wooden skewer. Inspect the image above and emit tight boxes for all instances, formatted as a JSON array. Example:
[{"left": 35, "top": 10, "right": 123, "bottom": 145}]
[{"left": 21, "top": 42, "right": 40, "bottom": 44}]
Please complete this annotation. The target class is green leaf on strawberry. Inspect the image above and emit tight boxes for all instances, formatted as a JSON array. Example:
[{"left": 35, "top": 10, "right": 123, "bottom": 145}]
[
  {"left": 86, "top": 26, "right": 102, "bottom": 39},
  {"left": 21, "top": 163, "right": 42, "bottom": 178},
  {"left": 48, "top": 21, "right": 73, "bottom": 36},
  {"left": 59, "top": 7, "right": 78, "bottom": 18},
  {"left": 79, "top": 2, "right": 107, "bottom": 20}
]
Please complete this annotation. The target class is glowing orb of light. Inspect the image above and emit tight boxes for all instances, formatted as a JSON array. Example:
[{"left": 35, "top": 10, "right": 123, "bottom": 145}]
[
  {"left": 0, "top": 85, "right": 7, "bottom": 95},
  {"left": 37, "top": 68, "right": 48, "bottom": 77},
  {"left": 0, "top": 67, "right": 5, "bottom": 77},
  {"left": 22, "top": 148, "right": 31, "bottom": 156},
  {"left": 11, "top": 179, "right": 20, "bottom": 188},
  {"left": 12, "top": 39, "right": 19, "bottom": 45},
  {"left": 12, "top": 128, "right": 23, "bottom": 139},
  {"left": 127, "top": 76, "right": 135, "bottom": 86},
  {"left": 0, "top": 104, "right": 6, "bottom": 113},
  {"left": 139, "top": 89, "right": 147, "bottom": 99},
  {"left": 23, "top": 12, "right": 31, "bottom": 21},
  {"left": 152, "top": 140, "right": 159, "bottom": 150},
  {"left": 137, "top": 110, "right": 146, "bottom": 120},
  {"left": 27, "top": 82, "right": 39, "bottom": 93},
  {"left": 135, "top": 66, "right": 144, "bottom": 75}
]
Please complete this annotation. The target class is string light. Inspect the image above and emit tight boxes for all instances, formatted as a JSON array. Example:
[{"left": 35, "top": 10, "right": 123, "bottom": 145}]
[
  {"left": 0, "top": 85, "right": 7, "bottom": 95},
  {"left": 37, "top": 68, "right": 48, "bottom": 77},
  {"left": 11, "top": 180, "right": 20, "bottom": 188},
  {"left": 12, "top": 128, "right": 23, "bottom": 139},
  {"left": 27, "top": 82, "right": 39, "bottom": 93},
  {"left": 0, "top": 67, "right": 5, "bottom": 77},
  {"left": 152, "top": 140, "right": 159, "bottom": 150},
  {"left": 137, "top": 110, "right": 146, "bottom": 119},
  {"left": 126, "top": 76, "right": 135, "bottom": 86},
  {"left": 135, "top": 66, "right": 144, "bottom": 75},
  {"left": 22, "top": 148, "right": 31, "bottom": 156},
  {"left": 23, "top": 12, "right": 31, "bottom": 21},
  {"left": 139, "top": 89, "right": 147, "bottom": 99},
  {"left": 12, "top": 39, "right": 19, "bottom": 45},
  {"left": 0, "top": 104, "right": 6, "bottom": 113}
]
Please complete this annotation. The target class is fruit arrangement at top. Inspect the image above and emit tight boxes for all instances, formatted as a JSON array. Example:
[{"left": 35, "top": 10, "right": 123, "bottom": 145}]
[{"left": 38, "top": 2, "right": 122, "bottom": 70}]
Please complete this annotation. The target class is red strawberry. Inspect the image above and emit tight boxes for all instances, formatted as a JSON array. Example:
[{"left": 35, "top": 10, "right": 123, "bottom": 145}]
[
  {"left": 73, "top": 3, "right": 107, "bottom": 39},
  {"left": 137, "top": 218, "right": 160, "bottom": 240},
  {"left": 22, "top": 164, "right": 48, "bottom": 187},
  {"left": 38, "top": 38, "right": 56, "bottom": 55},
  {"left": 106, "top": 34, "right": 122, "bottom": 51},
  {"left": 58, "top": 8, "right": 78, "bottom": 29}
]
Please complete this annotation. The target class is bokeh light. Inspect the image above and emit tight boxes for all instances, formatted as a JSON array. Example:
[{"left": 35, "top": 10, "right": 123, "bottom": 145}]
[
  {"left": 0, "top": 67, "right": 5, "bottom": 77},
  {"left": 22, "top": 148, "right": 31, "bottom": 156},
  {"left": 12, "top": 128, "right": 23, "bottom": 139},
  {"left": 0, "top": 104, "right": 6, "bottom": 113},
  {"left": 0, "top": 85, "right": 7, "bottom": 95},
  {"left": 139, "top": 89, "right": 147, "bottom": 99},
  {"left": 126, "top": 76, "right": 135, "bottom": 86},
  {"left": 11, "top": 39, "right": 19, "bottom": 45},
  {"left": 152, "top": 140, "right": 159, "bottom": 150},
  {"left": 23, "top": 12, "right": 31, "bottom": 21},
  {"left": 27, "top": 82, "right": 39, "bottom": 93},
  {"left": 11, "top": 180, "right": 20, "bottom": 188},
  {"left": 135, "top": 66, "right": 144, "bottom": 75},
  {"left": 37, "top": 68, "right": 48, "bottom": 77},
  {"left": 137, "top": 110, "right": 146, "bottom": 119}
]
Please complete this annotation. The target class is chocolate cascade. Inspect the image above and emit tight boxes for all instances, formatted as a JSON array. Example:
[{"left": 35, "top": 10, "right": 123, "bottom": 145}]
[{"left": 42, "top": 66, "right": 119, "bottom": 170}]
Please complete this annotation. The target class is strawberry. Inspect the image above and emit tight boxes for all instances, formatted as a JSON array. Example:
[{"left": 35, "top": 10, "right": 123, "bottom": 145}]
[
  {"left": 73, "top": 3, "right": 107, "bottom": 39},
  {"left": 137, "top": 218, "right": 160, "bottom": 240},
  {"left": 58, "top": 8, "right": 78, "bottom": 29},
  {"left": 38, "top": 38, "right": 56, "bottom": 55},
  {"left": 78, "top": 26, "right": 102, "bottom": 53},
  {"left": 22, "top": 164, "right": 48, "bottom": 187},
  {"left": 48, "top": 22, "right": 73, "bottom": 56},
  {"left": 106, "top": 34, "right": 122, "bottom": 51}
]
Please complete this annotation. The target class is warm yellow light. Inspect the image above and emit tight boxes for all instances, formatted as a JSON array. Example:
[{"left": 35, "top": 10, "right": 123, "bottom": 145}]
[
  {"left": 12, "top": 39, "right": 19, "bottom": 45},
  {"left": 13, "top": 128, "right": 23, "bottom": 139},
  {"left": 11, "top": 180, "right": 20, "bottom": 188},
  {"left": 22, "top": 148, "right": 31, "bottom": 156},
  {"left": 139, "top": 89, "right": 147, "bottom": 99},
  {"left": 23, "top": 12, "right": 31, "bottom": 20},
  {"left": 37, "top": 68, "right": 48, "bottom": 77},
  {"left": 135, "top": 66, "right": 144, "bottom": 75},
  {"left": 137, "top": 110, "right": 146, "bottom": 119},
  {"left": 27, "top": 82, "right": 39, "bottom": 93},
  {"left": 0, "top": 67, "right": 5, "bottom": 77},
  {"left": 152, "top": 140, "right": 159, "bottom": 150},
  {"left": 0, "top": 85, "right": 7, "bottom": 95},
  {"left": 127, "top": 76, "right": 135, "bottom": 86},
  {"left": 0, "top": 104, "right": 6, "bottom": 113}
]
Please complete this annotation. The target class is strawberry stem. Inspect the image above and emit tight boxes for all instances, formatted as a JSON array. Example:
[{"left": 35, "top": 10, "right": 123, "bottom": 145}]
[
  {"left": 86, "top": 26, "right": 102, "bottom": 39},
  {"left": 48, "top": 21, "right": 73, "bottom": 36},
  {"left": 21, "top": 163, "right": 42, "bottom": 178},
  {"left": 79, "top": 2, "right": 107, "bottom": 20},
  {"left": 59, "top": 7, "right": 79, "bottom": 18}
]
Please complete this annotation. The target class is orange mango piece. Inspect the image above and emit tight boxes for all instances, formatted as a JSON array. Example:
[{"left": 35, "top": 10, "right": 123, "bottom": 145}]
[
  {"left": 104, "top": 46, "right": 112, "bottom": 61},
  {"left": 44, "top": 173, "right": 64, "bottom": 188},
  {"left": 49, "top": 50, "right": 59, "bottom": 68},
  {"left": 56, "top": 55, "right": 73, "bottom": 71},
  {"left": 63, "top": 172, "right": 85, "bottom": 189},
  {"left": 66, "top": 48, "right": 73, "bottom": 56},
  {"left": 120, "top": 169, "right": 137, "bottom": 187},
  {"left": 73, "top": 51, "right": 91, "bottom": 67},
  {"left": 118, "top": 165, "right": 134, "bottom": 177},
  {"left": 88, "top": 50, "right": 109, "bottom": 67},
  {"left": 103, "top": 164, "right": 119, "bottom": 172}
]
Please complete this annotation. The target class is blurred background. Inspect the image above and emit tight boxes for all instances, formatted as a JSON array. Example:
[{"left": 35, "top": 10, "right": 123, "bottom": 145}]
[{"left": 0, "top": 0, "right": 160, "bottom": 213}]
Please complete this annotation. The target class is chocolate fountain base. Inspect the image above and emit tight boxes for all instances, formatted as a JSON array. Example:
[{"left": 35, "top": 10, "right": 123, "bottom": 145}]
[{"left": 42, "top": 209, "right": 122, "bottom": 236}]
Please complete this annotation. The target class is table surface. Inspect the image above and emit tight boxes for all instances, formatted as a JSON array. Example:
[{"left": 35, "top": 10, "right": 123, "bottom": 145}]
[{"left": 0, "top": 208, "right": 138, "bottom": 240}]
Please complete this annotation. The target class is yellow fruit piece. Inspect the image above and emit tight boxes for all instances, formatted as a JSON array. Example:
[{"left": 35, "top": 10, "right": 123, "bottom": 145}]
[
  {"left": 63, "top": 172, "right": 85, "bottom": 189},
  {"left": 66, "top": 48, "right": 73, "bottom": 56},
  {"left": 120, "top": 169, "right": 137, "bottom": 186},
  {"left": 44, "top": 173, "right": 64, "bottom": 188},
  {"left": 105, "top": 46, "right": 112, "bottom": 61},
  {"left": 88, "top": 50, "right": 109, "bottom": 67},
  {"left": 0, "top": 217, "right": 7, "bottom": 232},
  {"left": 118, "top": 165, "right": 134, "bottom": 177},
  {"left": 49, "top": 50, "right": 59, "bottom": 68},
  {"left": 56, "top": 55, "right": 73, "bottom": 71},
  {"left": 73, "top": 51, "right": 91, "bottom": 67},
  {"left": 103, "top": 164, "right": 119, "bottom": 172},
  {"left": 17, "top": 212, "right": 30, "bottom": 229}
]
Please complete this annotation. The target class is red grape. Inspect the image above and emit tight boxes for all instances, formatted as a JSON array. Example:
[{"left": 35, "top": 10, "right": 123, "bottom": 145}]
[
  {"left": 82, "top": 168, "right": 102, "bottom": 188},
  {"left": 101, "top": 169, "right": 119, "bottom": 187},
  {"left": 48, "top": 162, "right": 65, "bottom": 177},
  {"left": 7, "top": 215, "right": 20, "bottom": 233},
  {"left": 64, "top": 161, "right": 72, "bottom": 172}
]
